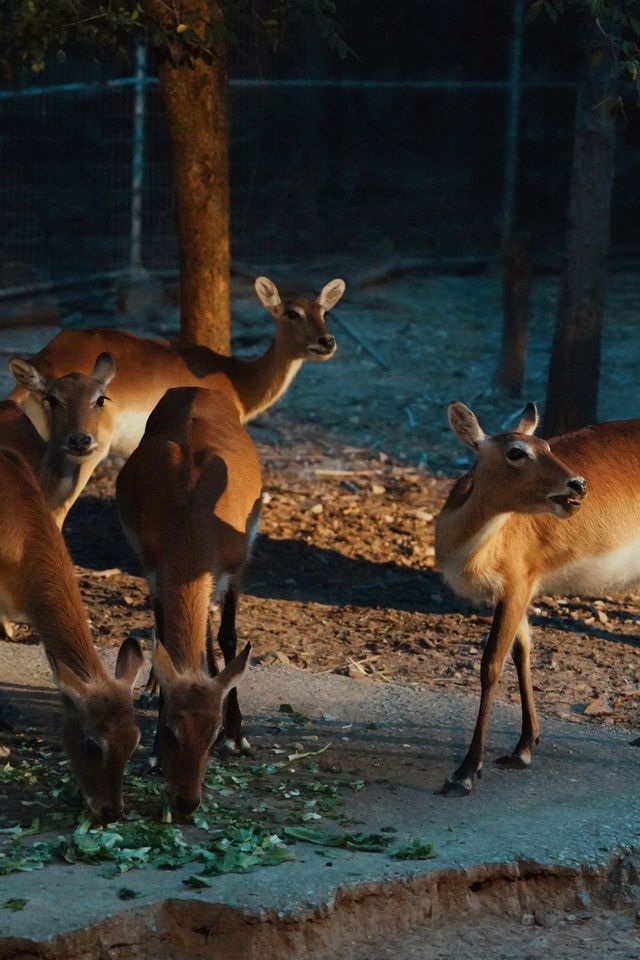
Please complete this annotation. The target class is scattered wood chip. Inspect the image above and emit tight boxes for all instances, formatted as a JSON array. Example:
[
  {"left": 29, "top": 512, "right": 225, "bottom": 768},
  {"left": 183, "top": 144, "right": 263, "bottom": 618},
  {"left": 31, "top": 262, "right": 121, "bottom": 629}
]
[
  {"left": 314, "top": 468, "right": 380, "bottom": 478},
  {"left": 583, "top": 697, "right": 613, "bottom": 717},
  {"left": 347, "top": 665, "right": 371, "bottom": 681}
]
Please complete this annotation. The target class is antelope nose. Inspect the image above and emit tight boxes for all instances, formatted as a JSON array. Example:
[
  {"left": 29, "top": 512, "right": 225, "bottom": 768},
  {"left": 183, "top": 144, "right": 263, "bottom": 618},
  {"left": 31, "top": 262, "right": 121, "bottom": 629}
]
[
  {"left": 175, "top": 793, "right": 200, "bottom": 815},
  {"left": 567, "top": 476, "right": 587, "bottom": 497},
  {"left": 68, "top": 433, "right": 93, "bottom": 452},
  {"left": 318, "top": 335, "right": 335, "bottom": 351}
]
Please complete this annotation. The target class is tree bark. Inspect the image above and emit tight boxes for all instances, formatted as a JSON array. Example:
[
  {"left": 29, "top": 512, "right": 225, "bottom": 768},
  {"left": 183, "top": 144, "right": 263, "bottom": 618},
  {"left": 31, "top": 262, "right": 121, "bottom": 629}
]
[
  {"left": 142, "top": 0, "right": 231, "bottom": 354},
  {"left": 494, "top": 233, "right": 531, "bottom": 398},
  {"left": 543, "top": 18, "right": 617, "bottom": 437}
]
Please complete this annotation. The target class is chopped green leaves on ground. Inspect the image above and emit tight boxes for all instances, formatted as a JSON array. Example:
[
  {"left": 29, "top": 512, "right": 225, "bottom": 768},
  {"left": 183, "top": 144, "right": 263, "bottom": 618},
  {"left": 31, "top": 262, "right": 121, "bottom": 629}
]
[
  {"left": 390, "top": 839, "right": 437, "bottom": 860},
  {"left": 0, "top": 715, "right": 436, "bottom": 883},
  {"left": 283, "top": 825, "right": 391, "bottom": 851},
  {"left": 2, "top": 898, "right": 28, "bottom": 911}
]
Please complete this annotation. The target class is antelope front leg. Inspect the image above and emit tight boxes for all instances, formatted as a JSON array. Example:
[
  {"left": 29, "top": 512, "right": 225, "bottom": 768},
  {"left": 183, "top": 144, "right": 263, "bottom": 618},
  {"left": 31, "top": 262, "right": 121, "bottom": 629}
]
[
  {"left": 436, "top": 590, "right": 531, "bottom": 797},
  {"left": 216, "top": 588, "right": 252, "bottom": 758},
  {"left": 141, "top": 599, "right": 163, "bottom": 710},
  {"left": 495, "top": 615, "right": 541, "bottom": 769}
]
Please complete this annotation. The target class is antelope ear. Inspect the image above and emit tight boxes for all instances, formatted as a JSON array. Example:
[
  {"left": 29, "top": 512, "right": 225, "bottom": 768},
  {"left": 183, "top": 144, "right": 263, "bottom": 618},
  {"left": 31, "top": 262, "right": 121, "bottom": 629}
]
[
  {"left": 215, "top": 642, "right": 251, "bottom": 697},
  {"left": 92, "top": 352, "right": 116, "bottom": 389},
  {"left": 8, "top": 358, "right": 49, "bottom": 395},
  {"left": 316, "top": 279, "right": 345, "bottom": 311},
  {"left": 47, "top": 655, "right": 89, "bottom": 712},
  {"left": 448, "top": 402, "right": 487, "bottom": 450},
  {"left": 254, "top": 276, "right": 281, "bottom": 311},
  {"left": 152, "top": 641, "right": 181, "bottom": 689},
  {"left": 115, "top": 636, "right": 144, "bottom": 689},
  {"left": 514, "top": 402, "right": 539, "bottom": 436}
]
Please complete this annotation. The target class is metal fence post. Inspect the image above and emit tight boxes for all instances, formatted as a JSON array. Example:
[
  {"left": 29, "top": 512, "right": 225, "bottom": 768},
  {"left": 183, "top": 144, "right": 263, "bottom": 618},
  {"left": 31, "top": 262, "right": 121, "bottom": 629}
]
[
  {"left": 130, "top": 42, "right": 147, "bottom": 277},
  {"left": 502, "top": 0, "right": 525, "bottom": 240}
]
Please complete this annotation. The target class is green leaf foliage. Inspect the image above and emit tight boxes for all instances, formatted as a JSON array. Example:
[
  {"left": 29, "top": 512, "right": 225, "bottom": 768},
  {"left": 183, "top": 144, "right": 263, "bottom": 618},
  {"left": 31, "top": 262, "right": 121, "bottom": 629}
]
[
  {"left": 1, "top": 1, "right": 349, "bottom": 80},
  {"left": 527, "top": 0, "right": 640, "bottom": 94}
]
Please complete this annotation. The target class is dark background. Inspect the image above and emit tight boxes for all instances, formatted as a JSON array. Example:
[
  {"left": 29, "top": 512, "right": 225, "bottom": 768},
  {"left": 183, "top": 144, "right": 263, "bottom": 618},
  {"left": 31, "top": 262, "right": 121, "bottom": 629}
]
[{"left": 0, "top": 0, "right": 638, "bottom": 289}]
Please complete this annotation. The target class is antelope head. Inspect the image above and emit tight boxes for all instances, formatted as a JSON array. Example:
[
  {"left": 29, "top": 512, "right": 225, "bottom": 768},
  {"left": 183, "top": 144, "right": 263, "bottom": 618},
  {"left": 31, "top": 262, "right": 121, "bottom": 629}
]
[
  {"left": 9, "top": 353, "right": 117, "bottom": 462},
  {"left": 448, "top": 401, "right": 587, "bottom": 518},
  {"left": 254, "top": 276, "right": 345, "bottom": 361},
  {"left": 49, "top": 637, "right": 144, "bottom": 823},
  {"left": 152, "top": 641, "right": 251, "bottom": 815}
]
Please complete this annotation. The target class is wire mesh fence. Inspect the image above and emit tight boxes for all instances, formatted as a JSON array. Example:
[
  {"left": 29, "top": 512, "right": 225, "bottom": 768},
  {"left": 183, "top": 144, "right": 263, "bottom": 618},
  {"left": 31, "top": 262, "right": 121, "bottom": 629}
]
[{"left": 0, "top": 2, "right": 609, "bottom": 300}]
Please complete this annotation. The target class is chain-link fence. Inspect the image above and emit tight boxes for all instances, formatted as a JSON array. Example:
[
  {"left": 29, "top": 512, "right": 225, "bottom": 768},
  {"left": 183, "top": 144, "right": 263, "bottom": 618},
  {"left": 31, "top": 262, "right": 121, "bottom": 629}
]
[{"left": 3, "top": 1, "right": 635, "bottom": 301}]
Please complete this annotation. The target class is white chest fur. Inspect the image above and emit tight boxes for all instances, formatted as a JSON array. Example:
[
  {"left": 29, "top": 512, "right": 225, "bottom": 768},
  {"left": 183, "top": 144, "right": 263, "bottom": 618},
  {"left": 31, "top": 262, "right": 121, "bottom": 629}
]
[
  {"left": 111, "top": 410, "right": 151, "bottom": 457},
  {"left": 438, "top": 514, "right": 508, "bottom": 603}
]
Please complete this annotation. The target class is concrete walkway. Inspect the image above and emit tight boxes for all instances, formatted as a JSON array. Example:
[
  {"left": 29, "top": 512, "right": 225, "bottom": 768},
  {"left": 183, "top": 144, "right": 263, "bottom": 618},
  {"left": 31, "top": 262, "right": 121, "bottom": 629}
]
[{"left": 0, "top": 656, "right": 638, "bottom": 958}]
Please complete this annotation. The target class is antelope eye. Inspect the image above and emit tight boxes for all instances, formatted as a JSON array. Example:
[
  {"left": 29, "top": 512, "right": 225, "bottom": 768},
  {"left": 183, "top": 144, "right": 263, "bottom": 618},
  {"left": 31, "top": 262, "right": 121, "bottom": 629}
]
[
  {"left": 285, "top": 309, "right": 300, "bottom": 320},
  {"left": 506, "top": 447, "right": 527, "bottom": 462},
  {"left": 96, "top": 396, "right": 106, "bottom": 408},
  {"left": 45, "top": 394, "right": 61, "bottom": 408}
]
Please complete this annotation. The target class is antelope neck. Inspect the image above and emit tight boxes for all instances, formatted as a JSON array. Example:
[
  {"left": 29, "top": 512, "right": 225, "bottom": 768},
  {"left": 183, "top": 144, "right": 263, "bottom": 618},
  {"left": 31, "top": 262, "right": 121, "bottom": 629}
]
[{"left": 229, "top": 336, "right": 303, "bottom": 420}]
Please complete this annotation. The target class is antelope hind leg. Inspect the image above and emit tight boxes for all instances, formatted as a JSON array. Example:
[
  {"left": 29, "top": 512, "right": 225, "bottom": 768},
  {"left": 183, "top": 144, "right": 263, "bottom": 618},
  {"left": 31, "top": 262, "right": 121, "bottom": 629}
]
[{"left": 495, "top": 616, "right": 541, "bottom": 769}]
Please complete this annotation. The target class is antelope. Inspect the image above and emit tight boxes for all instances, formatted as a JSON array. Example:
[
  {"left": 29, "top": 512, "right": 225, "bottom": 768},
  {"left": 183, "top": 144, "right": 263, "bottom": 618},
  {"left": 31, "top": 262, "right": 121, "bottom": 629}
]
[
  {"left": 6, "top": 353, "right": 117, "bottom": 529},
  {"left": 11, "top": 277, "right": 345, "bottom": 458},
  {"left": 432, "top": 399, "right": 640, "bottom": 797},
  {"left": 0, "top": 444, "right": 143, "bottom": 821},
  {"left": 116, "top": 386, "right": 260, "bottom": 814}
]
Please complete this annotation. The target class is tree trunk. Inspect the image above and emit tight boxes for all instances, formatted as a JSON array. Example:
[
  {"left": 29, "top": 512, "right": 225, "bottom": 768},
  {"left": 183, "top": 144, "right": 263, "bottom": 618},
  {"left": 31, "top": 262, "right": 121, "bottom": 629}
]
[
  {"left": 142, "top": 0, "right": 231, "bottom": 354},
  {"left": 543, "top": 18, "right": 617, "bottom": 437},
  {"left": 494, "top": 233, "right": 531, "bottom": 397}
]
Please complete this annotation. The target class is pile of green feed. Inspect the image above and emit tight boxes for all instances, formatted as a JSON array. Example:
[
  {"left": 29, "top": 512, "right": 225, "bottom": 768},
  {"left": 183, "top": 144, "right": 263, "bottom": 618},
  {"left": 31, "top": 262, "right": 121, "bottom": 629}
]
[{"left": 0, "top": 707, "right": 435, "bottom": 900}]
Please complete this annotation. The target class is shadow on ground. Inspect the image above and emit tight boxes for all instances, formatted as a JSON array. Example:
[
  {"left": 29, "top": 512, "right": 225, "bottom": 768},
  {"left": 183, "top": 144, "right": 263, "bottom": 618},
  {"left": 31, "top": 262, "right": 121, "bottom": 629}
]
[{"left": 64, "top": 495, "right": 458, "bottom": 615}]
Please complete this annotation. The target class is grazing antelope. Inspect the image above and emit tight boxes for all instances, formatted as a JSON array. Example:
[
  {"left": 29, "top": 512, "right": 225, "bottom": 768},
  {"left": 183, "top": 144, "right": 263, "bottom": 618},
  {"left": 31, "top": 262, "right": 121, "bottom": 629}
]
[
  {"left": 432, "top": 400, "right": 639, "bottom": 797},
  {"left": 6, "top": 353, "right": 117, "bottom": 528},
  {"left": 11, "top": 277, "right": 345, "bottom": 458},
  {"left": 116, "top": 386, "right": 260, "bottom": 814},
  {"left": 0, "top": 445, "right": 143, "bottom": 821}
]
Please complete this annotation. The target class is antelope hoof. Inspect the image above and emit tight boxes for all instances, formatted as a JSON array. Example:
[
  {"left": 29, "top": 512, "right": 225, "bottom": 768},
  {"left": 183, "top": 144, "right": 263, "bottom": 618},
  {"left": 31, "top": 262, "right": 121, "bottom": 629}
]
[
  {"left": 434, "top": 776, "right": 473, "bottom": 797},
  {"left": 218, "top": 736, "right": 254, "bottom": 759},
  {"left": 146, "top": 754, "right": 161, "bottom": 774},
  {"left": 218, "top": 738, "right": 237, "bottom": 759},
  {"left": 0, "top": 744, "right": 10, "bottom": 760},
  {"left": 495, "top": 752, "right": 531, "bottom": 769}
]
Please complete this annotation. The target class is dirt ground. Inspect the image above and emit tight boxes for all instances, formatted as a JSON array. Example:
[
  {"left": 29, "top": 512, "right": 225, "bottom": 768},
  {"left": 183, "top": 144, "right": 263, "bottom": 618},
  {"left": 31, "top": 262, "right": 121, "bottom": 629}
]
[
  {"left": 2, "top": 267, "right": 640, "bottom": 957},
  {"left": 15, "top": 265, "right": 637, "bottom": 738},
  {"left": 321, "top": 907, "right": 640, "bottom": 960}
]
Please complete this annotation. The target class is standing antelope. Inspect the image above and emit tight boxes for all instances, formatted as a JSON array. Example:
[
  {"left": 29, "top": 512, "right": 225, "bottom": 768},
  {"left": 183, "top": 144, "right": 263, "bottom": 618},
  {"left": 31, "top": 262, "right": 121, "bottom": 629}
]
[
  {"left": 432, "top": 400, "right": 640, "bottom": 796},
  {"left": 6, "top": 353, "right": 117, "bottom": 528},
  {"left": 11, "top": 277, "right": 345, "bottom": 458},
  {"left": 116, "top": 386, "right": 260, "bottom": 814},
  {"left": 0, "top": 445, "right": 143, "bottom": 821}
]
